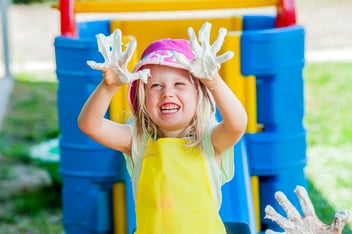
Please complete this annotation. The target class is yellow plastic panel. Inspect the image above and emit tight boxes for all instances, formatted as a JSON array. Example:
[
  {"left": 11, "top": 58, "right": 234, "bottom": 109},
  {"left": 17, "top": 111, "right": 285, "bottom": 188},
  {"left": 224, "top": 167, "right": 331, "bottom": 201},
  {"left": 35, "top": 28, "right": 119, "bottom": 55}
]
[
  {"left": 221, "top": 30, "right": 258, "bottom": 133},
  {"left": 251, "top": 176, "right": 260, "bottom": 231},
  {"left": 109, "top": 84, "right": 130, "bottom": 123},
  {"left": 74, "top": 0, "right": 278, "bottom": 13},
  {"left": 111, "top": 17, "right": 243, "bottom": 58},
  {"left": 113, "top": 183, "right": 127, "bottom": 234},
  {"left": 221, "top": 31, "right": 244, "bottom": 103},
  {"left": 244, "top": 76, "right": 259, "bottom": 133}
]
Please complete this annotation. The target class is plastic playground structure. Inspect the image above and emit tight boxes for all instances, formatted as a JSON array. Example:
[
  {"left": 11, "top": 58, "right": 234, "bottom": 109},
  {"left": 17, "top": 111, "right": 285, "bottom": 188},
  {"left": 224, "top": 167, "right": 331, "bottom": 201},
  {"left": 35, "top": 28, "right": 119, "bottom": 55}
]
[{"left": 54, "top": 0, "right": 307, "bottom": 233}]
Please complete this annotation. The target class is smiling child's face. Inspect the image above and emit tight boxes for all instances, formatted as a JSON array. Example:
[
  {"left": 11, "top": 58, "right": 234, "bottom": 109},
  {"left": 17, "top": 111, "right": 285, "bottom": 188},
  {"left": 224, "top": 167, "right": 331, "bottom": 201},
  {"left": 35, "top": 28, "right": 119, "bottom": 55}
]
[{"left": 144, "top": 65, "right": 197, "bottom": 137}]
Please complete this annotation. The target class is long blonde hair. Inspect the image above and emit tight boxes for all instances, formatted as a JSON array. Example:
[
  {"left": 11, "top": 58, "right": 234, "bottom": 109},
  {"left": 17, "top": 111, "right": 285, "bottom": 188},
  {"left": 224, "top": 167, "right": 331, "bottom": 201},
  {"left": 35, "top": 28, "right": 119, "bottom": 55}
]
[{"left": 131, "top": 74, "right": 217, "bottom": 154}]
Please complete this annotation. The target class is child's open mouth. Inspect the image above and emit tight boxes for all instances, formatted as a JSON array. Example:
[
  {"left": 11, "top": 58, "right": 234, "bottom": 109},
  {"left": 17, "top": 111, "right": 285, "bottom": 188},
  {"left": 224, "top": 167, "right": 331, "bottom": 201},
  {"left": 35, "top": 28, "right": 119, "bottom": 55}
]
[{"left": 160, "top": 103, "right": 180, "bottom": 114}]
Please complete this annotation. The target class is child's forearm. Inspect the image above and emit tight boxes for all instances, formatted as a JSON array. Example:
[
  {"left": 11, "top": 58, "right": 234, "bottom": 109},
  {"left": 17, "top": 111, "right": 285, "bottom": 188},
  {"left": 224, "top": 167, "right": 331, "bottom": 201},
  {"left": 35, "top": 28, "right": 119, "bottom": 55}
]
[
  {"left": 77, "top": 81, "right": 120, "bottom": 136},
  {"left": 205, "top": 74, "right": 248, "bottom": 147}
]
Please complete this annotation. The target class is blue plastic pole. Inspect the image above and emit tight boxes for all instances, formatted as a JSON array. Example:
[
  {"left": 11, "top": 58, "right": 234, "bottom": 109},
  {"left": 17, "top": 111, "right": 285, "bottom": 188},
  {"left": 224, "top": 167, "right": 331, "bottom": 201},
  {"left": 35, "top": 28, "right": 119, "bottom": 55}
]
[{"left": 97, "top": 184, "right": 111, "bottom": 233}]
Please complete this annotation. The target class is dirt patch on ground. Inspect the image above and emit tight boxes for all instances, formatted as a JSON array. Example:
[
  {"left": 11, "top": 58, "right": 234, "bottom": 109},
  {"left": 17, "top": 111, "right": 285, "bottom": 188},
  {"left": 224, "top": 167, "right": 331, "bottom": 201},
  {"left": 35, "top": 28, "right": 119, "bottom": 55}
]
[{"left": 0, "top": 154, "right": 51, "bottom": 199}]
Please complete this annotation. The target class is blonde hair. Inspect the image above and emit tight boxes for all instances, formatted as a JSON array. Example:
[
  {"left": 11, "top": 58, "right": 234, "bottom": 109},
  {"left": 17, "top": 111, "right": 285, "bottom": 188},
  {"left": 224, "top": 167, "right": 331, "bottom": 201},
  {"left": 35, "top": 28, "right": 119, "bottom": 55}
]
[{"left": 131, "top": 74, "right": 217, "bottom": 155}]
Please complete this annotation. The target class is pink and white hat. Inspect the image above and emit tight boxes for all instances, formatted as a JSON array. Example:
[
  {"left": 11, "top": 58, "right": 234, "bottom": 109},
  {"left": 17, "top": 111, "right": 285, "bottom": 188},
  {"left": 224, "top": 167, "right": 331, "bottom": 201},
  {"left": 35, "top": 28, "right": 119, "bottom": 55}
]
[
  {"left": 133, "top": 38, "right": 194, "bottom": 72},
  {"left": 128, "top": 38, "right": 194, "bottom": 112}
]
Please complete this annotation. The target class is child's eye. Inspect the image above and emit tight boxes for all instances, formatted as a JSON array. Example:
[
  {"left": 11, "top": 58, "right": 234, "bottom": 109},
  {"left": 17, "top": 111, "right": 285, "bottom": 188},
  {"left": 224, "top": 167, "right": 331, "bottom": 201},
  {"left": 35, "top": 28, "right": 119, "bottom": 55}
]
[
  {"left": 151, "top": 83, "right": 162, "bottom": 89},
  {"left": 175, "top": 82, "right": 186, "bottom": 86}
]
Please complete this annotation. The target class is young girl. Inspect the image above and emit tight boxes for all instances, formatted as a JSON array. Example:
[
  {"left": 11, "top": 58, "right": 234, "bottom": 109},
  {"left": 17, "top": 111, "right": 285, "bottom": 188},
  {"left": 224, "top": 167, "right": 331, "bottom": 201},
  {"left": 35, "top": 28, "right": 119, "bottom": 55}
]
[{"left": 79, "top": 22, "right": 248, "bottom": 233}]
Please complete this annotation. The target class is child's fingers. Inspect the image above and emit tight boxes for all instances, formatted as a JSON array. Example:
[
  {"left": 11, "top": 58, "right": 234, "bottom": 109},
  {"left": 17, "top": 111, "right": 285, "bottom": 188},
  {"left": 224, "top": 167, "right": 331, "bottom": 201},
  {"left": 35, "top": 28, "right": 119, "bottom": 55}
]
[
  {"left": 122, "top": 39, "right": 136, "bottom": 65},
  {"left": 211, "top": 27, "right": 227, "bottom": 54},
  {"left": 331, "top": 210, "right": 350, "bottom": 231},
  {"left": 294, "top": 186, "right": 316, "bottom": 217},
  {"left": 265, "top": 230, "right": 282, "bottom": 234},
  {"left": 96, "top": 34, "right": 110, "bottom": 62},
  {"left": 111, "top": 29, "right": 123, "bottom": 62},
  {"left": 274, "top": 191, "right": 302, "bottom": 221},
  {"left": 86, "top": 61, "right": 104, "bottom": 70},
  {"left": 187, "top": 26, "right": 201, "bottom": 55},
  {"left": 173, "top": 52, "right": 192, "bottom": 69},
  {"left": 216, "top": 51, "right": 234, "bottom": 64},
  {"left": 264, "top": 205, "right": 295, "bottom": 230},
  {"left": 198, "top": 22, "right": 211, "bottom": 45}
]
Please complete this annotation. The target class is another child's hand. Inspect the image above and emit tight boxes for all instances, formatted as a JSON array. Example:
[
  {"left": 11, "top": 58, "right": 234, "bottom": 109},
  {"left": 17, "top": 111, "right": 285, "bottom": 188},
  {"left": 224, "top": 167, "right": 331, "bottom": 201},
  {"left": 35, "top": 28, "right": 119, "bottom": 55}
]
[
  {"left": 87, "top": 29, "right": 150, "bottom": 84},
  {"left": 175, "top": 22, "right": 234, "bottom": 80},
  {"left": 264, "top": 185, "right": 350, "bottom": 234}
]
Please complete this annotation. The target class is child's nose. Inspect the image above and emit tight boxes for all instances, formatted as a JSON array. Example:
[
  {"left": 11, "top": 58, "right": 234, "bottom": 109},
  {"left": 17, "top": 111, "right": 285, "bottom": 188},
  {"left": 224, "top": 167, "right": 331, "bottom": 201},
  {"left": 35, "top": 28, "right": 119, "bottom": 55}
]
[{"left": 162, "top": 86, "right": 174, "bottom": 98}]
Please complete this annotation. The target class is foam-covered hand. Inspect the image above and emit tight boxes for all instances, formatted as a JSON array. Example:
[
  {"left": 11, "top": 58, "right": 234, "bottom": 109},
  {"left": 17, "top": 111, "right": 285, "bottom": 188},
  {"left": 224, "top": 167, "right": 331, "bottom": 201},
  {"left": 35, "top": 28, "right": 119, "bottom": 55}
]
[
  {"left": 264, "top": 185, "right": 350, "bottom": 234},
  {"left": 87, "top": 29, "right": 150, "bottom": 84},
  {"left": 175, "top": 22, "right": 234, "bottom": 80}
]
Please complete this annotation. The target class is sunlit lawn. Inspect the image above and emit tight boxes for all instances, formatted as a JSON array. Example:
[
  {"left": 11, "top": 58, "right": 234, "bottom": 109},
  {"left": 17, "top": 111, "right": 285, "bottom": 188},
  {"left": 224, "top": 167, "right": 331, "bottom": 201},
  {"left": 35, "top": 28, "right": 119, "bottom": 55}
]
[{"left": 304, "top": 62, "right": 352, "bottom": 233}]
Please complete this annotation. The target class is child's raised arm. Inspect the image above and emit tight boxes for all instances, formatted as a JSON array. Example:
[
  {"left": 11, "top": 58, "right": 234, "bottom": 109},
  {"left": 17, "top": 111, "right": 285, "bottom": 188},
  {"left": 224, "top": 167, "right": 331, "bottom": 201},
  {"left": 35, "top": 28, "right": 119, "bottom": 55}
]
[
  {"left": 176, "top": 22, "right": 248, "bottom": 155},
  {"left": 203, "top": 73, "right": 247, "bottom": 155},
  {"left": 78, "top": 29, "right": 150, "bottom": 155}
]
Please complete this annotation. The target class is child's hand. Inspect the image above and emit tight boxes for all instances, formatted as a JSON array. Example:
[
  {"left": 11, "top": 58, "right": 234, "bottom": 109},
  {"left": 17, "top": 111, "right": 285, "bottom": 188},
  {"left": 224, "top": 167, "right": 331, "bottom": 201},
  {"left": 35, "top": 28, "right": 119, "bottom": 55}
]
[
  {"left": 87, "top": 29, "right": 150, "bottom": 84},
  {"left": 175, "top": 22, "right": 234, "bottom": 80},
  {"left": 264, "top": 185, "right": 350, "bottom": 234}
]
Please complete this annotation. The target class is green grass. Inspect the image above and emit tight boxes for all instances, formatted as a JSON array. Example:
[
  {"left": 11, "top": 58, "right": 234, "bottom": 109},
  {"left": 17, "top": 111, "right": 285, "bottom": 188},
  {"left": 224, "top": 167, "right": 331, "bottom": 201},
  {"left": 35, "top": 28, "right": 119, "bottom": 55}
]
[
  {"left": 0, "top": 71, "right": 63, "bottom": 233},
  {"left": 1, "top": 62, "right": 352, "bottom": 232},
  {"left": 303, "top": 62, "right": 352, "bottom": 233},
  {"left": 0, "top": 72, "right": 59, "bottom": 162},
  {"left": 304, "top": 62, "right": 352, "bottom": 146}
]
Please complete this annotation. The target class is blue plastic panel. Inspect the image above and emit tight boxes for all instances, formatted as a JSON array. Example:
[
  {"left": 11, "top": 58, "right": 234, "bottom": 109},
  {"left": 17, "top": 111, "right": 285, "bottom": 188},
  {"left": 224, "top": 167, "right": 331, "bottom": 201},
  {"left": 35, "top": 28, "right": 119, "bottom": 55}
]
[
  {"left": 62, "top": 177, "right": 114, "bottom": 234},
  {"left": 258, "top": 168, "right": 308, "bottom": 232},
  {"left": 60, "top": 143, "right": 125, "bottom": 181},
  {"left": 56, "top": 73, "right": 104, "bottom": 145},
  {"left": 242, "top": 15, "right": 275, "bottom": 31},
  {"left": 78, "top": 20, "right": 111, "bottom": 39},
  {"left": 241, "top": 25, "right": 305, "bottom": 76},
  {"left": 220, "top": 138, "right": 256, "bottom": 233},
  {"left": 54, "top": 37, "right": 103, "bottom": 73},
  {"left": 256, "top": 68, "right": 305, "bottom": 133},
  {"left": 246, "top": 131, "right": 307, "bottom": 176}
]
